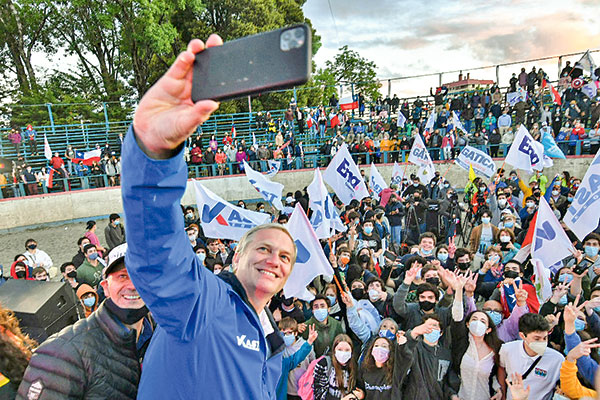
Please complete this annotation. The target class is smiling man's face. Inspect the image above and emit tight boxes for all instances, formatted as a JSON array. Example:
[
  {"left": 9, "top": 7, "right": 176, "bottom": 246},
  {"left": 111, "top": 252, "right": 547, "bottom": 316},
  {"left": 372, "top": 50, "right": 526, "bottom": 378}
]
[{"left": 100, "top": 265, "right": 144, "bottom": 309}]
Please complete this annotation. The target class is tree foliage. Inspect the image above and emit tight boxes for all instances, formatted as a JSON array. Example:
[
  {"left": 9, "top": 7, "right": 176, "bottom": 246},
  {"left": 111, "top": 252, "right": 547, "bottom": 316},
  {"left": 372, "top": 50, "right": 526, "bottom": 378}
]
[{"left": 325, "top": 45, "right": 380, "bottom": 101}]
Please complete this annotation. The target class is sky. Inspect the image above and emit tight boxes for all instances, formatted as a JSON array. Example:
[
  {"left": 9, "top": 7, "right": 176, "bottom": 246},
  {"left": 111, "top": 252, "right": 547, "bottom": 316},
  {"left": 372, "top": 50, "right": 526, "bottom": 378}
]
[{"left": 302, "top": 0, "right": 600, "bottom": 97}]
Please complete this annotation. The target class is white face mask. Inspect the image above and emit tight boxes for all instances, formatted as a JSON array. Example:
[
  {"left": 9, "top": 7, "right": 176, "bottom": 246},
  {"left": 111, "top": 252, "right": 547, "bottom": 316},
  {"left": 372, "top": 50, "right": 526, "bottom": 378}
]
[
  {"left": 468, "top": 320, "right": 487, "bottom": 337},
  {"left": 500, "top": 235, "right": 511, "bottom": 243},
  {"left": 335, "top": 350, "right": 352, "bottom": 365},
  {"left": 527, "top": 340, "right": 547, "bottom": 356},
  {"left": 552, "top": 190, "right": 559, "bottom": 196},
  {"left": 498, "top": 199, "right": 507, "bottom": 207},
  {"left": 368, "top": 289, "right": 380, "bottom": 302}
]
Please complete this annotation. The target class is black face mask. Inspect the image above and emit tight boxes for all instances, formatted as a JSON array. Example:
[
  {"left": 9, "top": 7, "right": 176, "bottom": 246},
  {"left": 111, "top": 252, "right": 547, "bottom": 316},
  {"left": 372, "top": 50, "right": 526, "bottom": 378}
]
[
  {"left": 66, "top": 270, "right": 78, "bottom": 278},
  {"left": 419, "top": 300, "right": 436, "bottom": 312},
  {"left": 457, "top": 262, "right": 471, "bottom": 271},
  {"left": 27, "top": 244, "right": 37, "bottom": 250},
  {"left": 351, "top": 288, "right": 365, "bottom": 301},
  {"left": 504, "top": 270, "right": 519, "bottom": 279},
  {"left": 15, "top": 270, "right": 26, "bottom": 279},
  {"left": 104, "top": 298, "right": 149, "bottom": 325},
  {"left": 359, "top": 254, "right": 370, "bottom": 263},
  {"left": 281, "top": 297, "right": 294, "bottom": 307},
  {"left": 425, "top": 277, "right": 440, "bottom": 287}
]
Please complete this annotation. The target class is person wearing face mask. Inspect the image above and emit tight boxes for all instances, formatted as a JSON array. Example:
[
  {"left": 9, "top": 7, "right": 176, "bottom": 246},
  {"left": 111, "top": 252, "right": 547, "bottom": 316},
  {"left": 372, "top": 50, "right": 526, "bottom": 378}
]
[
  {"left": 403, "top": 191, "right": 428, "bottom": 243},
  {"left": 22, "top": 238, "right": 54, "bottom": 279},
  {"left": 481, "top": 298, "right": 529, "bottom": 343},
  {"left": 303, "top": 295, "right": 344, "bottom": 358},
  {"left": 10, "top": 261, "right": 33, "bottom": 281},
  {"left": 401, "top": 174, "right": 428, "bottom": 199},
  {"left": 105, "top": 213, "right": 126, "bottom": 252},
  {"left": 495, "top": 228, "right": 519, "bottom": 264},
  {"left": 451, "top": 275, "right": 503, "bottom": 400},
  {"left": 356, "top": 220, "right": 383, "bottom": 262},
  {"left": 183, "top": 206, "right": 199, "bottom": 227},
  {"left": 499, "top": 211, "right": 521, "bottom": 237},
  {"left": 60, "top": 262, "right": 79, "bottom": 289},
  {"left": 400, "top": 232, "right": 437, "bottom": 264},
  {"left": 77, "top": 284, "right": 99, "bottom": 317},
  {"left": 384, "top": 194, "right": 405, "bottom": 248},
  {"left": 76, "top": 244, "right": 106, "bottom": 288},
  {"left": 356, "top": 337, "right": 395, "bottom": 399},
  {"left": 479, "top": 246, "right": 505, "bottom": 285},
  {"left": 186, "top": 225, "right": 200, "bottom": 247},
  {"left": 279, "top": 296, "right": 305, "bottom": 324},
  {"left": 469, "top": 210, "right": 498, "bottom": 259},
  {"left": 498, "top": 313, "right": 564, "bottom": 400},
  {"left": 398, "top": 315, "right": 459, "bottom": 400},
  {"left": 278, "top": 318, "right": 317, "bottom": 400},
  {"left": 567, "top": 233, "right": 600, "bottom": 285},
  {"left": 518, "top": 195, "right": 538, "bottom": 223},
  {"left": 435, "top": 245, "right": 454, "bottom": 270},
  {"left": 324, "top": 284, "right": 344, "bottom": 322},
  {"left": 313, "top": 334, "right": 362, "bottom": 400},
  {"left": 18, "top": 243, "right": 155, "bottom": 399},
  {"left": 365, "top": 277, "right": 390, "bottom": 317}
]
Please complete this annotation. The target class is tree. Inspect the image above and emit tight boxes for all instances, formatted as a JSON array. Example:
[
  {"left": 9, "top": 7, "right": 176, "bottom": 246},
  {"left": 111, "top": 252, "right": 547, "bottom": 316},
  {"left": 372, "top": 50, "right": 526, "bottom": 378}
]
[{"left": 325, "top": 45, "right": 380, "bottom": 101}]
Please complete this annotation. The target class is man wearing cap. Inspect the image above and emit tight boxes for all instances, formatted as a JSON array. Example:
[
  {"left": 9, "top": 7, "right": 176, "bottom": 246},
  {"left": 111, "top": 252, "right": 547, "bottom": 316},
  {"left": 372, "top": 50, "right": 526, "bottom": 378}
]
[
  {"left": 120, "top": 35, "right": 297, "bottom": 399},
  {"left": 18, "top": 244, "right": 154, "bottom": 399}
]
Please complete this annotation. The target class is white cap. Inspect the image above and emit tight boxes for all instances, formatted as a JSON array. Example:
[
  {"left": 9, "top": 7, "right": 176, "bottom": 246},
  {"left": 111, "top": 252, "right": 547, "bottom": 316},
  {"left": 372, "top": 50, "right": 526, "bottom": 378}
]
[{"left": 102, "top": 243, "right": 128, "bottom": 279}]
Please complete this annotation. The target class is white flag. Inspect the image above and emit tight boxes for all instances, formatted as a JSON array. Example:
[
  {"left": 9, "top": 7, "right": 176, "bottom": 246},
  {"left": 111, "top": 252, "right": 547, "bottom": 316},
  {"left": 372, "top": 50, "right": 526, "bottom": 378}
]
[
  {"left": 564, "top": 150, "right": 600, "bottom": 240},
  {"left": 397, "top": 112, "right": 407, "bottom": 128},
  {"left": 532, "top": 197, "right": 574, "bottom": 267},
  {"left": 391, "top": 161, "right": 406, "bottom": 186},
  {"left": 307, "top": 169, "right": 346, "bottom": 239},
  {"left": 455, "top": 145, "right": 495, "bottom": 179},
  {"left": 369, "top": 163, "right": 388, "bottom": 198},
  {"left": 408, "top": 134, "right": 436, "bottom": 183},
  {"left": 252, "top": 132, "right": 258, "bottom": 149},
  {"left": 284, "top": 204, "right": 334, "bottom": 301},
  {"left": 532, "top": 258, "right": 553, "bottom": 302},
  {"left": 265, "top": 160, "right": 281, "bottom": 178},
  {"left": 44, "top": 134, "right": 52, "bottom": 160},
  {"left": 322, "top": 143, "right": 369, "bottom": 205},
  {"left": 582, "top": 81, "right": 599, "bottom": 99},
  {"left": 577, "top": 50, "right": 596, "bottom": 74},
  {"left": 243, "top": 160, "right": 284, "bottom": 210},
  {"left": 452, "top": 111, "right": 468, "bottom": 135},
  {"left": 193, "top": 181, "right": 270, "bottom": 240},
  {"left": 425, "top": 111, "right": 437, "bottom": 131},
  {"left": 505, "top": 125, "right": 545, "bottom": 173}
]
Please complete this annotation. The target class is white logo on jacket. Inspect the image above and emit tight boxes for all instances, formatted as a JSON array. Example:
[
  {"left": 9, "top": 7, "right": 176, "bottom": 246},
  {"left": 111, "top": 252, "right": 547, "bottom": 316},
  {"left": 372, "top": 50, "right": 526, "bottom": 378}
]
[{"left": 236, "top": 335, "right": 260, "bottom": 352}]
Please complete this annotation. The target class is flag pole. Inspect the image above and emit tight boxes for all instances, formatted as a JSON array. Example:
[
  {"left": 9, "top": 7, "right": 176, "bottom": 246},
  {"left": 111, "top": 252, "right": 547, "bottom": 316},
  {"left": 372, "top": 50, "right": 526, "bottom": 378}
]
[
  {"left": 328, "top": 236, "right": 346, "bottom": 294},
  {"left": 441, "top": 163, "right": 452, "bottom": 180}
]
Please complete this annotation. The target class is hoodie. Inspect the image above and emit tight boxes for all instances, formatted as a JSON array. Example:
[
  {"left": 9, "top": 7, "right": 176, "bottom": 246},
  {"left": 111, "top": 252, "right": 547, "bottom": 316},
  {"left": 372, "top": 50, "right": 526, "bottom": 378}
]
[
  {"left": 10, "top": 261, "right": 33, "bottom": 280},
  {"left": 76, "top": 284, "right": 99, "bottom": 317}
]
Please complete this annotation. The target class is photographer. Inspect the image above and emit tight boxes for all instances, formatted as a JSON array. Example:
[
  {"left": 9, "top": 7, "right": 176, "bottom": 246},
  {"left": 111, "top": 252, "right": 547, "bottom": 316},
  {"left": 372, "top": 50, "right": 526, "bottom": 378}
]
[{"left": 404, "top": 190, "right": 428, "bottom": 245}]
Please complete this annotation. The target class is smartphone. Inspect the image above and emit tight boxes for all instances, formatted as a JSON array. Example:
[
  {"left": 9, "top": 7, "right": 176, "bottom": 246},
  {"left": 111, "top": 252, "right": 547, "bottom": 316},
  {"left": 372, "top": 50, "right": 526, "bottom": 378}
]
[
  {"left": 384, "top": 250, "right": 397, "bottom": 260},
  {"left": 192, "top": 24, "right": 311, "bottom": 102},
  {"left": 573, "top": 257, "right": 593, "bottom": 275}
]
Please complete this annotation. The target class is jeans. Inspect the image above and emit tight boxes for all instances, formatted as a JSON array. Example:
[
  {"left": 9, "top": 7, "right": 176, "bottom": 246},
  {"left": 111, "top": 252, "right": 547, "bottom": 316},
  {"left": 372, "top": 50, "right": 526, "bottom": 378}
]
[
  {"left": 464, "top": 120, "right": 472, "bottom": 133},
  {"left": 319, "top": 124, "right": 326, "bottom": 138},
  {"left": 391, "top": 225, "right": 402, "bottom": 246}
]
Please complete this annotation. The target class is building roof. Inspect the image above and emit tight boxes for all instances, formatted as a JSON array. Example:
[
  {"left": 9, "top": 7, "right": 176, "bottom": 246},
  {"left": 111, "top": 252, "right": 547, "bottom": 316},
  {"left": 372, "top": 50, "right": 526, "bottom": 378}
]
[{"left": 444, "top": 78, "right": 495, "bottom": 88}]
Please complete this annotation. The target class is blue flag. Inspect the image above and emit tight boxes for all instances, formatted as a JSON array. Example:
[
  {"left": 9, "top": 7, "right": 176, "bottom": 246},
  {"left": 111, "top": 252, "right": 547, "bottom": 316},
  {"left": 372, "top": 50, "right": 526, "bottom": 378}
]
[{"left": 541, "top": 128, "right": 566, "bottom": 159}]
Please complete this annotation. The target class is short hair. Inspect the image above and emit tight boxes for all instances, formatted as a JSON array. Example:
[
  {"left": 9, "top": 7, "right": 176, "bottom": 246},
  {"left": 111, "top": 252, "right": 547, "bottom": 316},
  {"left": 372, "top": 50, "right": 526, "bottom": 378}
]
[
  {"left": 235, "top": 223, "right": 297, "bottom": 265},
  {"left": 336, "top": 245, "right": 351, "bottom": 257},
  {"left": 366, "top": 277, "right": 385, "bottom": 289},
  {"left": 32, "top": 267, "right": 47, "bottom": 277},
  {"left": 421, "top": 313, "right": 442, "bottom": 326},
  {"left": 109, "top": 213, "right": 120, "bottom": 222},
  {"left": 421, "top": 265, "right": 438, "bottom": 278},
  {"left": 505, "top": 259, "right": 524, "bottom": 273},
  {"left": 278, "top": 316, "right": 298, "bottom": 332},
  {"left": 206, "top": 238, "right": 219, "bottom": 245},
  {"left": 60, "top": 262, "right": 75, "bottom": 273},
  {"left": 419, "top": 232, "right": 437, "bottom": 246},
  {"left": 83, "top": 243, "right": 97, "bottom": 253},
  {"left": 416, "top": 283, "right": 440, "bottom": 301},
  {"left": 25, "top": 238, "right": 36, "bottom": 247},
  {"left": 405, "top": 255, "right": 427, "bottom": 269},
  {"left": 310, "top": 294, "right": 330, "bottom": 308},
  {"left": 77, "top": 237, "right": 90, "bottom": 246},
  {"left": 184, "top": 206, "right": 195, "bottom": 213},
  {"left": 519, "top": 313, "right": 550, "bottom": 335},
  {"left": 583, "top": 233, "right": 600, "bottom": 245},
  {"left": 454, "top": 248, "right": 471, "bottom": 260},
  {"left": 496, "top": 229, "right": 515, "bottom": 243}
]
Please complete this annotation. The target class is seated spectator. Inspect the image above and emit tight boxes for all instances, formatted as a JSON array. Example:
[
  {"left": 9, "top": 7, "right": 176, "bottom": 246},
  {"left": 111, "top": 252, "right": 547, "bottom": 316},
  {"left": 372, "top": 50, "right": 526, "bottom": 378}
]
[
  {"left": 72, "top": 236, "right": 91, "bottom": 268},
  {"left": 60, "top": 261, "right": 79, "bottom": 289},
  {"left": 22, "top": 238, "right": 54, "bottom": 278},
  {"left": 31, "top": 267, "right": 49, "bottom": 281}
]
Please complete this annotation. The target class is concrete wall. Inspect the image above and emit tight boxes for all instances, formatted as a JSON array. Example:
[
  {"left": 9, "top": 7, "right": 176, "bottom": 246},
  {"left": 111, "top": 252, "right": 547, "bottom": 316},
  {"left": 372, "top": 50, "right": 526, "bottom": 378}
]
[{"left": 1, "top": 156, "right": 594, "bottom": 231}]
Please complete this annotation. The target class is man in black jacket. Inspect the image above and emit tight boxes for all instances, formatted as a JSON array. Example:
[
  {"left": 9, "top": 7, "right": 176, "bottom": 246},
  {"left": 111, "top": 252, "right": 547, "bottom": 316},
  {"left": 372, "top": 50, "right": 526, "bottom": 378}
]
[{"left": 18, "top": 244, "right": 154, "bottom": 400}]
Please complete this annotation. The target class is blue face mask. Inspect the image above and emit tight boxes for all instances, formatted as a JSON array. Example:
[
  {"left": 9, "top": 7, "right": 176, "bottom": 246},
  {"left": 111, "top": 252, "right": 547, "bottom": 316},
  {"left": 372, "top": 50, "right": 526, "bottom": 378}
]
[
  {"left": 423, "top": 329, "right": 441, "bottom": 344},
  {"left": 114, "top": 220, "right": 120, "bottom": 225},
  {"left": 196, "top": 252, "right": 206, "bottom": 263},
  {"left": 558, "top": 294, "right": 568, "bottom": 306},
  {"left": 327, "top": 295, "right": 337, "bottom": 306},
  {"left": 574, "top": 318, "right": 586, "bottom": 331},
  {"left": 567, "top": 197, "right": 574, "bottom": 203},
  {"left": 83, "top": 297, "right": 96, "bottom": 308},
  {"left": 230, "top": 242, "right": 238, "bottom": 251},
  {"left": 88, "top": 252, "right": 98, "bottom": 260},
  {"left": 313, "top": 308, "right": 328, "bottom": 322},
  {"left": 504, "top": 221, "right": 514, "bottom": 228},
  {"left": 486, "top": 310, "right": 503, "bottom": 326},
  {"left": 283, "top": 333, "right": 296, "bottom": 347},
  {"left": 437, "top": 253, "right": 449, "bottom": 262},
  {"left": 594, "top": 306, "right": 600, "bottom": 313},
  {"left": 585, "top": 246, "right": 599, "bottom": 258},
  {"left": 379, "top": 329, "right": 396, "bottom": 341},
  {"left": 421, "top": 248, "right": 433, "bottom": 256},
  {"left": 364, "top": 226, "right": 373, "bottom": 235},
  {"left": 558, "top": 273, "right": 573, "bottom": 283},
  {"left": 481, "top": 217, "right": 491, "bottom": 225}
]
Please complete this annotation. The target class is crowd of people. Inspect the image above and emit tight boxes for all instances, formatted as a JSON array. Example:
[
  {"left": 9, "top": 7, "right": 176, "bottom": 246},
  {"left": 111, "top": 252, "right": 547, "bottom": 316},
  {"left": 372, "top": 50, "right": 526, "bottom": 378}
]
[{"left": 2, "top": 38, "right": 600, "bottom": 400}]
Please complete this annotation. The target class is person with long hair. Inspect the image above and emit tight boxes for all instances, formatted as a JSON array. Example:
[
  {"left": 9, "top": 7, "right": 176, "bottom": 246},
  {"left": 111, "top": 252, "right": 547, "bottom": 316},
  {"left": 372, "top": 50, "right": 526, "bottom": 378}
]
[
  {"left": 314, "top": 334, "right": 363, "bottom": 400},
  {"left": 84, "top": 220, "right": 106, "bottom": 257},
  {"left": 0, "top": 304, "right": 36, "bottom": 398},
  {"left": 357, "top": 336, "right": 394, "bottom": 399},
  {"left": 450, "top": 271, "right": 503, "bottom": 400}
]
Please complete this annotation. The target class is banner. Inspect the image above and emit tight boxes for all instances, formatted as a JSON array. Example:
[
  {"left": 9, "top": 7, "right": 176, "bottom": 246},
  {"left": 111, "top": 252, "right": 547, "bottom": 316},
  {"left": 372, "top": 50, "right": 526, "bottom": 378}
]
[
  {"left": 408, "top": 134, "right": 435, "bottom": 182},
  {"left": 583, "top": 81, "right": 599, "bottom": 99},
  {"left": 504, "top": 125, "right": 546, "bottom": 173},
  {"left": 532, "top": 197, "right": 574, "bottom": 267},
  {"left": 43, "top": 134, "right": 52, "bottom": 160},
  {"left": 243, "top": 160, "right": 284, "bottom": 210},
  {"left": 564, "top": 150, "right": 600, "bottom": 240},
  {"left": 284, "top": 204, "right": 335, "bottom": 301},
  {"left": 455, "top": 145, "right": 495, "bottom": 179},
  {"left": 369, "top": 163, "right": 388, "bottom": 198},
  {"left": 397, "top": 112, "right": 407, "bottom": 128},
  {"left": 307, "top": 169, "right": 346, "bottom": 239},
  {"left": 265, "top": 160, "right": 281, "bottom": 178},
  {"left": 425, "top": 111, "right": 437, "bottom": 132},
  {"left": 451, "top": 111, "right": 467, "bottom": 135},
  {"left": 193, "top": 182, "right": 270, "bottom": 240},
  {"left": 322, "top": 143, "right": 369, "bottom": 205},
  {"left": 391, "top": 162, "right": 406, "bottom": 186},
  {"left": 252, "top": 132, "right": 258, "bottom": 149}
]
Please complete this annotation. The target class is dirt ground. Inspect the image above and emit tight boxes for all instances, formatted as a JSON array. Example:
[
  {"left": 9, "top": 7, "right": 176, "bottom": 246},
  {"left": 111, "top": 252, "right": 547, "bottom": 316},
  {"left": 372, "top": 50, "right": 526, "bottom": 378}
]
[{"left": 0, "top": 220, "right": 103, "bottom": 279}]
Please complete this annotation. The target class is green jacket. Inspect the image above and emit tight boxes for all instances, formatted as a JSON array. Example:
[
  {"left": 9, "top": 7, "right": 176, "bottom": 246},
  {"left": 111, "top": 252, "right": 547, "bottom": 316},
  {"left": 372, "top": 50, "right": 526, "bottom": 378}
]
[
  {"left": 76, "top": 259, "right": 104, "bottom": 288},
  {"left": 302, "top": 316, "right": 344, "bottom": 358}
]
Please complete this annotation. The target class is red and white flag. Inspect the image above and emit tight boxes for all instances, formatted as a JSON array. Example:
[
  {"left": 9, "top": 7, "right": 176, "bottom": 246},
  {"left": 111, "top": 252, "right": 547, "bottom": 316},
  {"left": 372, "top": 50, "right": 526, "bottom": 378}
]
[
  {"left": 231, "top": 124, "right": 236, "bottom": 138},
  {"left": 330, "top": 114, "right": 340, "bottom": 129},
  {"left": 339, "top": 96, "right": 358, "bottom": 111},
  {"left": 542, "top": 80, "right": 562, "bottom": 105},
  {"left": 72, "top": 149, "right": 101, "bottom": 166}
]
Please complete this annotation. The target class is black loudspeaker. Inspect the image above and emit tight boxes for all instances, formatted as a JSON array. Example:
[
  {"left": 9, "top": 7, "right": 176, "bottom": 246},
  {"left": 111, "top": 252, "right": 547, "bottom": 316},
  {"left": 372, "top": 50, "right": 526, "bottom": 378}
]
[{"left": 0, "top": 280, "right": 80, "bottom": 343}]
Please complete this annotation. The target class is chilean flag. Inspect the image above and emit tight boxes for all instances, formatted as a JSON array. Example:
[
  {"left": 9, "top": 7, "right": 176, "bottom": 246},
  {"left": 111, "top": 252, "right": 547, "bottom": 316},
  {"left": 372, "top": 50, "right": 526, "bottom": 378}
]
[
  {"left": 330, "top": 114, "right": 340, "bottom": 129},
  {"left": 72, "top": 149, "right": 101, "bottom": 166},
  {"left": 306, "top": 116, "right": 316, "bottom": 129},
  {"left": 231, "top": 124, "right": 237, "bottom": 138},
  {"left": 339, "top": 96, "right": 358, "bottom": 111},
  {"left": 542, "top": 79, "right": 562, "bottom": 106}
]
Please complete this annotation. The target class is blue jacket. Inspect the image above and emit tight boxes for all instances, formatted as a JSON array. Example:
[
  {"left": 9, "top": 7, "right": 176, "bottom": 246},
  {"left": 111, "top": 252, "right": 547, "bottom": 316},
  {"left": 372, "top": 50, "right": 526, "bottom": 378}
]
[
  {"left": 276, "top": 341, "right": 312, "bottom": 400},
  {"left": 121, "top": 127, "right": 285, "bottom": 399}
]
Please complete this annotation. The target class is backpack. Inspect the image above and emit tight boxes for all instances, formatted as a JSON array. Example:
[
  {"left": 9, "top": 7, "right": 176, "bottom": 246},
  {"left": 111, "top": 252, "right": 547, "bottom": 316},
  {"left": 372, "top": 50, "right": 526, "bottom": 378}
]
[{"left": 297, "top": 355, "right": 331, "bottom": 400}]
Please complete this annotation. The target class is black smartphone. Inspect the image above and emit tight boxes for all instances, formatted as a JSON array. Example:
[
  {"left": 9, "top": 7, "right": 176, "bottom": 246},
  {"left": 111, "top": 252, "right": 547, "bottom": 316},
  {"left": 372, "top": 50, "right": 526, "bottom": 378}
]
[
  {"left": 192, "top": 24, "right": 311, "bottom": 102},
  {"left": 384, "top": 250, "right": 397, "bottom": 260},
  {"left": 573, "top": 257, "right": 593, "bottom": 275}
]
